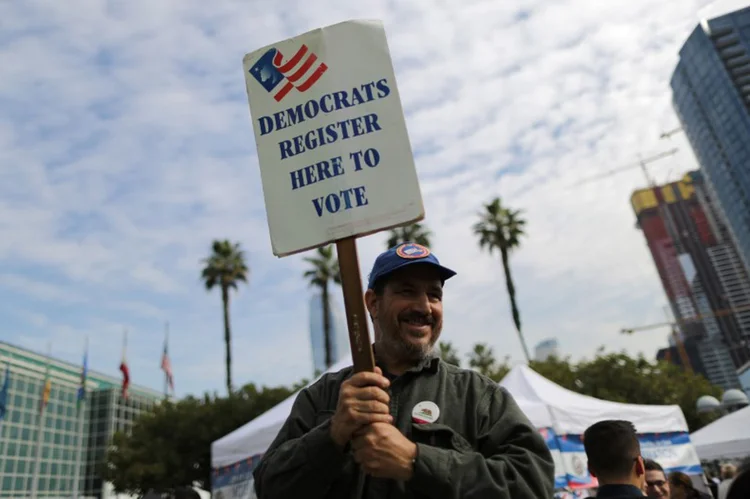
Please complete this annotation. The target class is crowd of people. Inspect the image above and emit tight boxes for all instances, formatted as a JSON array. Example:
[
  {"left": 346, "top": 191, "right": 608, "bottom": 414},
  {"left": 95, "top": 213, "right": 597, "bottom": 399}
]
[{"left": 583, "top": 420, "right": 749, "bottom": 499}]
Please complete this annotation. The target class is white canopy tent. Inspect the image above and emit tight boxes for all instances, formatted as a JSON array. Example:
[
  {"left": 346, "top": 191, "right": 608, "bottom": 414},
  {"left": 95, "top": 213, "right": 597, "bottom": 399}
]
[
  {"left": 499, "top": 365, "right": 690, "bottom": 434},
  {"left": 212, "top": 360, "right": 692, "bottom": 469},
  {"left": 690, "top": 405, "right": 750, "bottom": 460},
  {"left": 212, "top": 355, "right": 354, "bottom": 468}
]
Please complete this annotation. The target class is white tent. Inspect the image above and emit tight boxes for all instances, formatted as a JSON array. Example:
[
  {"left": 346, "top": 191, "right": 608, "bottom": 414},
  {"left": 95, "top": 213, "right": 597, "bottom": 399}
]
[
  {"left": 499, "top": 365, "right": 689, "bottom": 434},
  {"left": 212, "top": 360, "right": 692, "bottom": 469},
  {"left": 212, "top": 355, "right": 354, "bottom": 468},
  {"left": 690, "top": 405, "right": 750, "bottom": 459}
]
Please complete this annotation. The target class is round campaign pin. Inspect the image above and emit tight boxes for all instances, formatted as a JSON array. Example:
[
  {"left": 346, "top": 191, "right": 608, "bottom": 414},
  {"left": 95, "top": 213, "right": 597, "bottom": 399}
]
[
  {"left": 396, "top": 243, "right": 430, "bottom": 259},
  {"left": 411, "top": 401, "right": 440, "bottom": 424}
]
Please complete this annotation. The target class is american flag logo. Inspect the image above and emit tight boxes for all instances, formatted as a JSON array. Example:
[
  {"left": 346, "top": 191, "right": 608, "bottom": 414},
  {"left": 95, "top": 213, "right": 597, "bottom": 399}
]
[{"left": 249, "top": 44, "right": 328, "bottom": 102}]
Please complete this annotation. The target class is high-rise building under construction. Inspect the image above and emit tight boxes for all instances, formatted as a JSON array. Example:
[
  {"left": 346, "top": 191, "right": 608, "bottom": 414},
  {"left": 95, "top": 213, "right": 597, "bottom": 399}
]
[{"left": 631, "top": 172, "right": 750, "bottom": 391}]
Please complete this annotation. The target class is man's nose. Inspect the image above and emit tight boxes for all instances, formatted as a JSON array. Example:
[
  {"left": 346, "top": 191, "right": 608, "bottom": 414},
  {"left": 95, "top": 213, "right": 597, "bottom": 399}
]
[{"left": 412, "top": 291, "right": 431, "bottom": 312}]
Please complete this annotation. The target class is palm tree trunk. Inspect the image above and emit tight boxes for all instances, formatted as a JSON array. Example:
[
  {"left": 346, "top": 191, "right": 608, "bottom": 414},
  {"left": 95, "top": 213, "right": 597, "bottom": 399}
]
[
  {"left": 322, "top": 281, "right": 333, "bottom": 369},
  {"left": 500, "top": 248, "right": 531, "bottom": 363},
  {"left": 222, "top": 286, "right": 233, "bottom": 394}
]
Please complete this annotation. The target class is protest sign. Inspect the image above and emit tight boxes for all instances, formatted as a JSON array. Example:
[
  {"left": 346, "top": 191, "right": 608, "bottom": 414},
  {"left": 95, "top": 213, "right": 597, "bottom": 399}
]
[{"left": 242, "top": 19, "right": 424, "bottom": 257}]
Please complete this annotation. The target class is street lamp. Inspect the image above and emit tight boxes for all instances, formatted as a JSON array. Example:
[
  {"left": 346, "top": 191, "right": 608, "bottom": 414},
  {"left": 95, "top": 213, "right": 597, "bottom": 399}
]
[{"left": 696, "top": 389, "right": 749, "bottom": 415}]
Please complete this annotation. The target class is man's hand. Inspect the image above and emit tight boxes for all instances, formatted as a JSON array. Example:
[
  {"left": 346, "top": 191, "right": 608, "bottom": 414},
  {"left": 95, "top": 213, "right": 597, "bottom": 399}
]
[
  {"left": 351, "top": 422, "right": 418, "bottom": 481},
  {"left": 330, "top": 367, "right": 393, "bottom": 449}
]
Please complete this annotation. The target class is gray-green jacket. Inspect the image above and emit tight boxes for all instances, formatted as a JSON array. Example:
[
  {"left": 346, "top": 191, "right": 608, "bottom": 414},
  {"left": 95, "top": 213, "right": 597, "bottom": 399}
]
[{"left": 253, "top": 355, "right": 555, "bottom": 498}]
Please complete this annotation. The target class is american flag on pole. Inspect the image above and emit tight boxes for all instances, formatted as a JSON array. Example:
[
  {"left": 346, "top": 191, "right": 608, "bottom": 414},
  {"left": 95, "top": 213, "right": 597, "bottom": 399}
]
[
  {"left": 161, "top": 338, "right": 174, "bottom": 394},
  {"left": 248, "top": 44, "right": 328, "bottom": 102},
  {"left": 119, "top": 329, "right": 130, "bottom": 400}
]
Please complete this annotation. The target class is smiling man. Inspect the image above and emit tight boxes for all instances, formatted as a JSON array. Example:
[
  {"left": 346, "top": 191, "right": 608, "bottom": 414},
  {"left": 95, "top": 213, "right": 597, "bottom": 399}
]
[{"left": 253, "top": 242, "right": 555, "bottom": 499}]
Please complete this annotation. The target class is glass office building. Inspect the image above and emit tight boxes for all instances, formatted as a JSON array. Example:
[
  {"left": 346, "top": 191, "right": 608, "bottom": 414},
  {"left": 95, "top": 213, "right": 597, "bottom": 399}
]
[
  {"left": 0, "top": 341, "right": 162, "bottom": 498},
  {"left": 670, "top": 6, "right": 750, "bottom": 276}
]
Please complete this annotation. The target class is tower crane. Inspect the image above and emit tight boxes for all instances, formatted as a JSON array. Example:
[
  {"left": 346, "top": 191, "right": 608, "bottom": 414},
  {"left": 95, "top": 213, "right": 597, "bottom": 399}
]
[
  {"left": 569, "top": 148, "right": 678, "bottom": 188},
  {"left": 621, "top": 302, "right": 750, "bottom": 372},
  {"left": 659, "top": 127, "right": 683, "bottom": 140}
]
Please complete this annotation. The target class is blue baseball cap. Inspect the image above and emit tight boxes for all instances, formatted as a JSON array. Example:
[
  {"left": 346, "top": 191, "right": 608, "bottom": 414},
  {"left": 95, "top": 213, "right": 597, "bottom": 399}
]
[{"left": 367, "top": 242, "right": 457, "bottom": 290}]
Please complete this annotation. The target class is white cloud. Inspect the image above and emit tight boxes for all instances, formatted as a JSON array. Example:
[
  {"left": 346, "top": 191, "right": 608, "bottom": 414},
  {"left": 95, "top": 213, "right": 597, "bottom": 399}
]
[{"left": 0, "top": 0, "right": 721, "bottom": 395}]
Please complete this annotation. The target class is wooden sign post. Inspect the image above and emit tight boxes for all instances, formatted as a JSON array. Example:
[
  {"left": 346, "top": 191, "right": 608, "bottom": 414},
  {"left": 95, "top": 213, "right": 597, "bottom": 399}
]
[{"left": 242, "top": 19, "right": 424, "bottom": 375}]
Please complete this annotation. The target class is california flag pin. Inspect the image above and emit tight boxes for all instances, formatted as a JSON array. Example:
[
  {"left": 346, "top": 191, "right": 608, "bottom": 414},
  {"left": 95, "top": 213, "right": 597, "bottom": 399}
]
[{"left": 411, "top": 401, "right": 440, "bottom": 424}]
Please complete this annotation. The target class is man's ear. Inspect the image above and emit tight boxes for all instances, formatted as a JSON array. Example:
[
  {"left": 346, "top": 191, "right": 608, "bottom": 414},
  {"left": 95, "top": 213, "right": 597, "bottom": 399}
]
[
  {"left": 635, "top": 456, "right": 645, "bottom": 477},
  {"left": 587, "top": 464, "right": 597, "bottom": 479},
  {"left": 364, "top": 289, "right": 378, "bottom": 320}
]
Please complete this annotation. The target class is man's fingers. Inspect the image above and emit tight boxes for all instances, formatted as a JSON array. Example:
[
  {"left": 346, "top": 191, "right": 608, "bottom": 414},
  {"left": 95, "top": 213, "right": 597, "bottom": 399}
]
[
  {"left": 353, "top": 386, "right": 390, "bottom": 404},
  {"left": 347, "top": 371, "right": 390, "bottom": 389},
  {"left": 351, "top": 411, "right": 393, "bottom": 427}
]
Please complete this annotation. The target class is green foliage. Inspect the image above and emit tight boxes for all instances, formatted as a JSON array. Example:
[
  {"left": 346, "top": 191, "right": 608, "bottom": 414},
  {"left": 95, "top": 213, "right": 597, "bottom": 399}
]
[
  {"left": 438, "top": 341, "right": 461, "bottom": 367},
  {"left": 201, "top": 240, "right": 250, "bottom": 292},
  {"left": 386, "top": 223, "right": 432, "bottom": 249},
  {"left": 201, "top": 239, "right": 250, "bottom": 395},
  {"left": 467, "top": 343, "right": 722, "bottom": 432},
  {"left": 303, "top": 245, "right": 341, "bottom": 288},
  {"left": 466, "top": 343, "right": 511, "bottom": 382},
  {"left": 472, "top": 197, "right": 531, "bottom": 362},
  {"left": 102, "top": 382, "right": 296, "bottom": 495},
  {"left": 303, "top": 245, "right": 341, "bottom": 369}
]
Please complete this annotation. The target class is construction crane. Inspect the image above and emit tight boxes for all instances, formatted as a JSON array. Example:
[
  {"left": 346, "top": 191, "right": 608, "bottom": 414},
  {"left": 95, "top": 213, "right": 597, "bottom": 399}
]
[
  {"left": 621, "top": 302, "right": 750, "bottom": 372},
  {"left": 659, "top": 127, "right": 683, "bottom": 140},
  {"left": 568, "top": 144, "right": 695, "bottom": 368},
  {"left": 622, "top": 320, "right": 693, "bottom": 373},
  {"left": 569, "top": 148, "right": 679, "bottom": 188}
]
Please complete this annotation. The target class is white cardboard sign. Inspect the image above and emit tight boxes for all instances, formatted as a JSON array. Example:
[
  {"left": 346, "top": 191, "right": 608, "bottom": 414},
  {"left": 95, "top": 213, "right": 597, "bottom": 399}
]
[{"left": 242, "top": 20, "right": 424, "bottom": 257}]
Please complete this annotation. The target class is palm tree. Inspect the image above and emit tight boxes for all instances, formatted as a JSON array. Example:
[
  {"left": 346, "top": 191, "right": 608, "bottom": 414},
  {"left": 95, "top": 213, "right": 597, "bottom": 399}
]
[
  {"left": 472, "top": 197, "right": 531, "bottom": 363},
  {"left": 386, "top": 222, "right": 432, "bottom": 249},
  {"left": 303, "top": 245, "right": 341, "bottom": 369},
  {"left": 201, "top": 240, "right": 249, "bottom": 394}
]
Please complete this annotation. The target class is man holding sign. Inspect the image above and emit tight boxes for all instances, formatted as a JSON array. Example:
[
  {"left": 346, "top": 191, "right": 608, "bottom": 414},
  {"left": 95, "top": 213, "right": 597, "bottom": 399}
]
[
  {"left": 243, "top": 19, "right": 553, "bottom": 499},
  {"left": 253, "top": 242, "right": 555, "bottom": 498}
]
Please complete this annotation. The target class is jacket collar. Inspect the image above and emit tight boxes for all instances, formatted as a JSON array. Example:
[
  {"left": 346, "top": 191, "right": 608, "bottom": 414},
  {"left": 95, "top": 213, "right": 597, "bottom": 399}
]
[
  {"left": 596, "top": 484, "right": 645, "bottom": 497},
  {"left": 373, "top": 344, "right": 440, "bottom": 378}
]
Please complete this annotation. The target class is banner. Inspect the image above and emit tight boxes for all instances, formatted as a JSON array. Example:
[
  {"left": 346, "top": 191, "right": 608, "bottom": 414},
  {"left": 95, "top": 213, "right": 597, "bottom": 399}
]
[
  {"left": 212, "top": 454, "right": 262, "bottom": 499},
  {"left": 557, "top": 431, "right": 703, "bottom": 489},
  {"left": 539, "top": 427, "right": 572, "bottom": 489},
  {"left": 212, "top": 431, "right": 702, "bottom": 494}
]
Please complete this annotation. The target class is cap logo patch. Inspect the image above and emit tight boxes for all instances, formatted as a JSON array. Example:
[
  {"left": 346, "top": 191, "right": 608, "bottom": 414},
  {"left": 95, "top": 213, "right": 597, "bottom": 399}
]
[{"left": 396, "top": 243, "right": 430, "bottom": 259}]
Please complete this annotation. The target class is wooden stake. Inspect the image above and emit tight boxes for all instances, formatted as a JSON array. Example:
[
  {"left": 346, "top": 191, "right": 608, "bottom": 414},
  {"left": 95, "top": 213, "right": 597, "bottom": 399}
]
[{"left": 336, "top": 237, "right": 375, "bottom": 373}]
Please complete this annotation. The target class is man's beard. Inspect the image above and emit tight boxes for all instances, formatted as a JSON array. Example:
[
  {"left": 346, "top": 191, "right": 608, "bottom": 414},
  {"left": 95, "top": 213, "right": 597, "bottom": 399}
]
[{"left": 374, "top": 313, "right": 439, "bottom": 363}]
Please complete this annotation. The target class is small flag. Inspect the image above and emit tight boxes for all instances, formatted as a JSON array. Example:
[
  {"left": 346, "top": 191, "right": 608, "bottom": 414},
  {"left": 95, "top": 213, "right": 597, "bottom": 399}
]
[
  {"left": 0, "top": 363, "right": 10, "bottom": 421},
  {"left": 248, "top": 44, "right": 328, "bottom": 102},
  {"left": 77, "top": 342, "right": 88, "bottom": 408},
  {"left": 161, "top": 336, "right": 174, "bottom": 394},
  {"left": 40, "top": 372, "right": 51, "bottom": 413},
  {"left": 120, "top": 330, "right": 130, "bottom": 400}
]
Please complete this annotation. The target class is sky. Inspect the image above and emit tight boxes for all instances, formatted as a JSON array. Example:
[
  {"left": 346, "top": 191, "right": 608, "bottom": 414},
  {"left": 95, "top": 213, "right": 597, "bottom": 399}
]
[{"left": 0, "top": 0, "right": 739, "bottom": 398}]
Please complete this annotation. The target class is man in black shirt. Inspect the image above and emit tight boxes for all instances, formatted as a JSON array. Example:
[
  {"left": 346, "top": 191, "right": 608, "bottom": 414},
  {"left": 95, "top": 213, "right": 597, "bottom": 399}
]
[{"left": 583, "top": 420, "right": 646, "bottom": 498}]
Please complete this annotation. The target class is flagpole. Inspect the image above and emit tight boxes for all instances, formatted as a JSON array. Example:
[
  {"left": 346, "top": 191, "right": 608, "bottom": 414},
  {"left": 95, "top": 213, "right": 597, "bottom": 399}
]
[
  {"left": 120, "top": 328, "right": 130, "bottom": 402},
  {"left": 0, "top": 417, "right": 6, "bottom": 492},
  {"left": 164, "top": 321, "right": 169, "bottom": 400},
  {"left": 30, "top": 342, "right": 51, "bottom": 499},
  {"left": 0, "top": 358, "right": 9, "bottom": 491},
  {"left": 72, "top": 336, "right": 88, "bottom": 499}
]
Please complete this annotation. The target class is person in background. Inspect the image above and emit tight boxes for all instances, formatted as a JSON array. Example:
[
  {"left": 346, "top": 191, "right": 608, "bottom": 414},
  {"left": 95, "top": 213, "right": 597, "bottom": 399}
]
[
  {"left": 668, "top": 471, "right": 711, "bottom": 499},
  {"left": 726, "top": 466, "right": 750, "bottom": 499},
  {"left": 582, "top": 420, "right": 646, "bottom": 498},
  {"left": 717, "top": 463, "right": 737, "bottom": 499},
  {"left": 643, "top": 459, "right": 670, "bottom": 499},
  {"left": 173, "top": 486, "right": 201, "bottom": 499}
]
